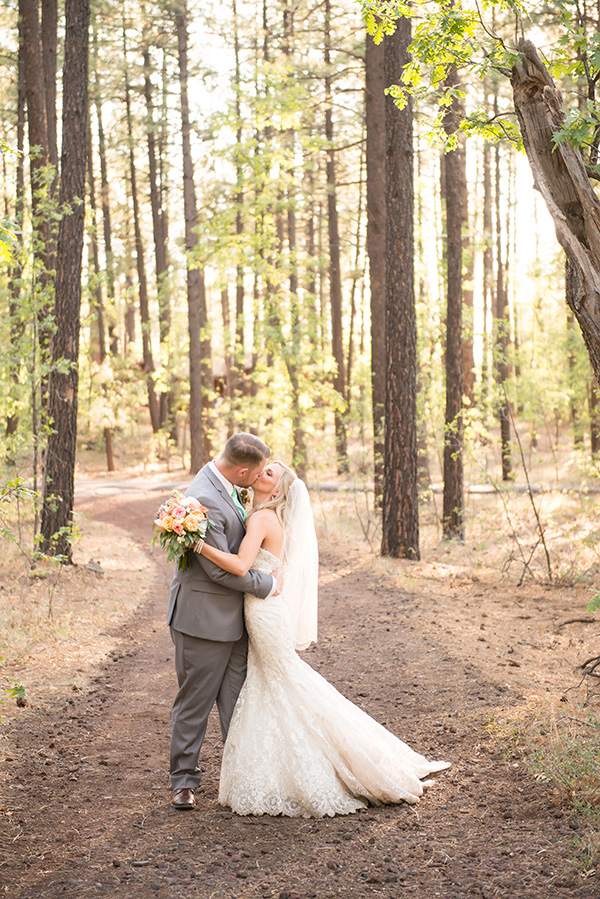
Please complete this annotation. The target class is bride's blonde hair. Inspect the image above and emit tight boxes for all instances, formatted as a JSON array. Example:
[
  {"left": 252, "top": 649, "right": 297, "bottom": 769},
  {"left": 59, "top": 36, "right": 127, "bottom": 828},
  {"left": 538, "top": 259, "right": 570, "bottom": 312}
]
[{"left": 248, "top": 460, "right": 297, "bottom": 525}]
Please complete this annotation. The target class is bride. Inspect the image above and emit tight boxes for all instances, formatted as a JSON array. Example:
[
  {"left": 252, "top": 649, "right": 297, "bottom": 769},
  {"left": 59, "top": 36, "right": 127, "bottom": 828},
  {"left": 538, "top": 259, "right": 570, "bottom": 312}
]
[{"left": 196, "top": 460, "right": 449, "bottom": 818}]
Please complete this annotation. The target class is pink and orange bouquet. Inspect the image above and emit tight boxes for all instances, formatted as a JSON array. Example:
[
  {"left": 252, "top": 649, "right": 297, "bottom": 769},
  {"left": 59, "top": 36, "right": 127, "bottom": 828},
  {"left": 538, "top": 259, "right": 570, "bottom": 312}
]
[{"left": 152, "top": 490, "right": 213, "bottom": 571}]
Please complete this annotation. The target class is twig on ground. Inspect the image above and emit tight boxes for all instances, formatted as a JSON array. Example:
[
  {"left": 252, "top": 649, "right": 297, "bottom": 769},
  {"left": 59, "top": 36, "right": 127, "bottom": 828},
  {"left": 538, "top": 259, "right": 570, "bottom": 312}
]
[
  {"left": 504, "top": 386, "right": 553, "bottom": 583},
  {"left": 556, "top": 617, "right": 596, "bottom": 628}
]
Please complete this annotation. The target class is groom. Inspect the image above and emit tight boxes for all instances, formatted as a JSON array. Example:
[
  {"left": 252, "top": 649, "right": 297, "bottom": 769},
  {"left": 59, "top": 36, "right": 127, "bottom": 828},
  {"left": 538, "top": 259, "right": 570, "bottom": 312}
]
[{"left": 167, "top": 433, "right": 276, "bottom": 809}]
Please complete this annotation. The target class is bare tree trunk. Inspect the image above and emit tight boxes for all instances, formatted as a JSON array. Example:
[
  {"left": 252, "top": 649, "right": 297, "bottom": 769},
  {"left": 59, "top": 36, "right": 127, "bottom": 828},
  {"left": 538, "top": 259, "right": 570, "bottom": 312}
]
[
  {"left": 510, "top": 41, "right": 600, "bottom": 392},
  {"left": 381, "top": 18, "right": 419, "bottom": 560},
  {"left": 324, "top": 0, "right": 348, "bottom": 474},
  {"left": 566, "top": 299, "right": 584, "bottom": 448},
  {"left": 41, "top": 0, "right": 90, "bottom": 560},
  {"left": 6, "top": 16, "right": 26, "bottom": 439},
  {"left": 86, "top": 116, "right": 105, "bottom": 364},
  {"left": 93, "top": 21, "right": 118, "bottom": 356},
  {"left": 41, "top": 0, "right": 57, "bottom": 174},
  {"left": 176, "top": 3, "right": 211, "bottom": 472},
  {"left": 20, "top": 0, "right": 48, "bottom": 183},
  {"left": 494, "top": 135, "right": 512, "bottom": 481},
  {"left": 124, "top": 30, "right": 160, "bottom": 434},
  {"left": 142, "top": 34, "right": 171, "bottom": 429},
  {"left": 20, "top": 0, "right": 52, "bottom": 399},
  {"left": 366, "top": 33, "right": 386, "bottom": 504},
  {"left": 442, "top": 65, "right": 464, "bottom": 540},
  {"left": 459, "top": 106, "right": 475, "bottom": 404},
  {"left": 232, "top": 0, "right": 245, "bottom": 403},
  {"left": 481, "top": 133, "right": 493, "bottom": 409}
]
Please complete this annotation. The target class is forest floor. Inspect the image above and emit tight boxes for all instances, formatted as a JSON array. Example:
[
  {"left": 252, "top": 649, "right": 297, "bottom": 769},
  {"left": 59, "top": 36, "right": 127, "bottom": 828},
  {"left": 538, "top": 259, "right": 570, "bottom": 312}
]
[{"left": 1, "top": 472, "right": 600, "bottom": 898}]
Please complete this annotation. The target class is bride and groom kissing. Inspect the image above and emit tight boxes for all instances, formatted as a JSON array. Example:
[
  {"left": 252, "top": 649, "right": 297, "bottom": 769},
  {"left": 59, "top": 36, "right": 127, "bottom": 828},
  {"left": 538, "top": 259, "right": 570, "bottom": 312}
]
[{"left": 167, "top": 432, "right": 449, "bottom": 817}]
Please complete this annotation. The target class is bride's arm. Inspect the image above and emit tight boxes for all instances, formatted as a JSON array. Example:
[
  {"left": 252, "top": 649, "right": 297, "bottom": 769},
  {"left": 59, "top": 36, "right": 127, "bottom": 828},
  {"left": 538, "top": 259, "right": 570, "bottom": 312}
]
[{"left": 196, "top": 511, "right": 273, "bottom": 577}]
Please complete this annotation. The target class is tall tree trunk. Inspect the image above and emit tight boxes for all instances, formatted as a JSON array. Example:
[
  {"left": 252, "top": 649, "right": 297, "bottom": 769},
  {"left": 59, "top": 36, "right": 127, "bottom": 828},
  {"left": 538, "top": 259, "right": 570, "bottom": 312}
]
[
  {"left": 142, "top": 36, "right": 171, "bottom": 429},
  {"left": 41, "top": 0, "right": 57, "bottom": 174},
  {"left": 510, "top": 41, "right": 600, "bottom": 403},
  {"left": 324, "top": 0, "right": 348, "bottom": 474},
  {"left": 93, "top": 21, "right": 118, "bottom": 356},
  {"left": 566, "top": 303, "right": 584, "bottom": 448},
  {"left": 346, "top": 141, "right": 365, "bottom": 410},
  {"left": 366, "top": 33, "right": 386, "bottom": 504},
  {"left": 381, "top": 18, "right": 419, "bottom": 560},
  {"left": 442, "top": 66, "right": 464, "bottom": 540},
  {"left": 124, "top": 30, "right": 160, "bottom": 435},
  {"left": 494, "top": 135, "right": 512, "bottom": 481},
  {"left": 232, "top": 0, "right": 245, "bottom": 403},
  {"left": 481, "top": 128, "right": 493, "bottom": 409},
  {"left": 20, "top": 0, "right": 52, "bottom": 399},
  {"left": 176, "top": 3, "right": 211, "bottom": 472},
  {"left": 459, "top": 109, "right": 475, "bottom": 404},
  {"left": 86, "top": 116, "right": 105, "bottom": 364},
  {"left": 41, "top": 0, "right": 90, "bottom": 560},
  {"left": 6, "top": 15, "right": 26, "bottom": 439}
]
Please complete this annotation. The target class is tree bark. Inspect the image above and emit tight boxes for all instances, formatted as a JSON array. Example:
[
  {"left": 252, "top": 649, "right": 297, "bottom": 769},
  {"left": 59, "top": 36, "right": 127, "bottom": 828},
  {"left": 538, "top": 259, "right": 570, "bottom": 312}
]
[
  {"left": 41, "top": 0, "right": 58, "bottom": 173},
  {"left": 232, "top": 0, "right": 246, "bottom": 402},
  {"left": 93, "top": 20, "right": 118, "bottom": 356},
  {"left": 20, "top": 0, "right": 52, "bottom": 396},
  {"left": 441, "top": 66, "right": 464, "bottom": 540},
  {"left": 324, "top": 0, "right": 348, "bottom": 474},
  {"left": 366, "top": 34, "right": 386, "bottom": 504},
  {"left": 381, "top": 19, "right": 419, "bottom": 560},
  {"left": 124, "top": 33, "right": 160, "bottom": 434},
  {"left": 494, "top": 137, "right": 512, "bottom": 481},
  {"left": 176, "top": 3, "right": 211, "bottom": 472},
  {"left": 86, "top": 115, "right": 105, "bottom": 364},
  {"left": 142, "top": 37, "right": 172, "bottom": 430},
  {"left": 481, "top": 131, "right": 493, "bottom": 407},
  {"left": 40, "top": 0, "right": 90, "bottom": 560},
  {"left": 459, "top": 109, "right": 475, "bottom": 404},
  {"left": 511, "top": 40, "right": 600, "bottom": 390},
  {"left": 6, "top": 14, "right": 26, "bottom": 439},
  {"left": 20, "top": 0, "right": 48, "bottom": 172}
]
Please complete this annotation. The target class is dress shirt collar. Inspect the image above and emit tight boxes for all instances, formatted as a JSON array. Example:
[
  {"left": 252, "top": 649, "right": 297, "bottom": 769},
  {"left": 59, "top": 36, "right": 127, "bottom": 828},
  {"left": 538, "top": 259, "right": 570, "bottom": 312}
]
[{"left": 210, "top": 459, "right": 236, "bottom": 494}]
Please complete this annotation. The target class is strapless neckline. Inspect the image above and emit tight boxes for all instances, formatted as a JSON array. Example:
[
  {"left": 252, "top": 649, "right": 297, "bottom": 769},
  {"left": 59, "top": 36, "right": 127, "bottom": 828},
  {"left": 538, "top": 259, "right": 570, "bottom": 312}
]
[{"left": 256, "top": 547, "right": 281, "bottom": 564}]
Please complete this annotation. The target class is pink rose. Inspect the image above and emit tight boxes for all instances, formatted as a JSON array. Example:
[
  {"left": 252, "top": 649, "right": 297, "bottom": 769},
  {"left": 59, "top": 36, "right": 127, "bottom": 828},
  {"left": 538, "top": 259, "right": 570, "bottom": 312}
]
[
  {"left": 172, "top": 505, "right": 186, "bottom": 519},
  {"left": 173, "top": 522, "right": 185, "bottom": 536}
]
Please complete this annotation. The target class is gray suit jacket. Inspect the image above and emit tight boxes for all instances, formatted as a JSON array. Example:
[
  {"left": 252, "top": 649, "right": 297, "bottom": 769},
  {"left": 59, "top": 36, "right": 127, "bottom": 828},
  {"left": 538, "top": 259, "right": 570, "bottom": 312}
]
[{"left": 166, "top": 464, "right": 274, "bottom": 641}]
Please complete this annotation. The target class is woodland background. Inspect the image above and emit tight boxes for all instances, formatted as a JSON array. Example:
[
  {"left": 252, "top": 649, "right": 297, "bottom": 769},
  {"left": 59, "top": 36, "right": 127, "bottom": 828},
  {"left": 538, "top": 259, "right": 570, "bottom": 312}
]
[
  {"left": 2, "top": 0, "right": 600, "bottom": 867},
  {"left": 2, "top": 0, "right": 600, "bottom": 561}
]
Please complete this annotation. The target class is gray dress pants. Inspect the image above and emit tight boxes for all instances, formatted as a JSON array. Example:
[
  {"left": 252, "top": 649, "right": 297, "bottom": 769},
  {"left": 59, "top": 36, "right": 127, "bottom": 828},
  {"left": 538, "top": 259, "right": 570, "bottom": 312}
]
[{"left": 169, "top": 627, "right": 248, "bottom": 790}]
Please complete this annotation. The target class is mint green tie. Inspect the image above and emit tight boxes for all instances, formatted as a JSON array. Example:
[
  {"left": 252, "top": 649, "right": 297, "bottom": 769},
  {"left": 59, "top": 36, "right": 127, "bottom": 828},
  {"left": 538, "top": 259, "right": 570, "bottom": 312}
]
[{"left": 231, "top": 487, "right": 246, "bottom": 519}]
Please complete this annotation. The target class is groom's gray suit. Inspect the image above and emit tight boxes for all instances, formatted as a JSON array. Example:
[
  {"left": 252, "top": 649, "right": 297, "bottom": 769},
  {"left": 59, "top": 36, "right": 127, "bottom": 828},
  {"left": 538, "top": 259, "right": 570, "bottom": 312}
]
[{"left": 168, "top": 462, "right": 274, "bottom": 790}]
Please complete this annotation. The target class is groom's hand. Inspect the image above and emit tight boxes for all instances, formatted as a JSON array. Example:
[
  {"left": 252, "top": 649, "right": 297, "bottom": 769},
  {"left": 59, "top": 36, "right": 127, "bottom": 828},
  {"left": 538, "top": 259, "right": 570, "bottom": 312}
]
[{"left": 272, "top": 570, "right": 283, "bottom": 596}]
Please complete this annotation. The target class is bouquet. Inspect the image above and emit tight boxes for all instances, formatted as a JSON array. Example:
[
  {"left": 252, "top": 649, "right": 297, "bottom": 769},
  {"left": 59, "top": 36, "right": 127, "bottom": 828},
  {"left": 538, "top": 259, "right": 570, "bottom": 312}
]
[{"left": 152, "top": 490, "right": 213, "bottom": 571}]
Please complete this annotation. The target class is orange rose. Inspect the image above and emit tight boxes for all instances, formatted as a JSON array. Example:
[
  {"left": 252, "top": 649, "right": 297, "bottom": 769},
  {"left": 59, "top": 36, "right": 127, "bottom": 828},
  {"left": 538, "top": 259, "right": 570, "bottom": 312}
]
[{"left": 184, "top": 514, "right": 201, "bottom": 531}]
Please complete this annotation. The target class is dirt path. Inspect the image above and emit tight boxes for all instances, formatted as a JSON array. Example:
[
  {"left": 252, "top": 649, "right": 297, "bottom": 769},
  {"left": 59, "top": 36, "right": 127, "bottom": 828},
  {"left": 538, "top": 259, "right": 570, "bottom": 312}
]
[{"left": 0, "top": 491, "right": 596, "bottom": 899}]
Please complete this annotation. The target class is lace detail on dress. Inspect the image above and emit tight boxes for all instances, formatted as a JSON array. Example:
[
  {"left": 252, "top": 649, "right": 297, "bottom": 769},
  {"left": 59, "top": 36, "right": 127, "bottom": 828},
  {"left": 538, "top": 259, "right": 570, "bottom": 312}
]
[{"left": 218, "top": 547, "right": 449, "bottom": 818}]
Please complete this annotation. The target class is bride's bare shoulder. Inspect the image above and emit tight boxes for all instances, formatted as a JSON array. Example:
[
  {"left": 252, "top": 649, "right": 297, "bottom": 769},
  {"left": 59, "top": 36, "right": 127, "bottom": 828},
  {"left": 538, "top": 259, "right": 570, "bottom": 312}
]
[{"left": 249, "top": 508, "right": 282, "bottom": 530}]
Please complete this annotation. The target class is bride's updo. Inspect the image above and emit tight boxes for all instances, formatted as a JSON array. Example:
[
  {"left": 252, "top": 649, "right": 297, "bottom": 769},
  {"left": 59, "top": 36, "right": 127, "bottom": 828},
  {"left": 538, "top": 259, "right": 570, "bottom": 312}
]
[{"left": 250, "top": 461, "right": 297, "bottom": 525}]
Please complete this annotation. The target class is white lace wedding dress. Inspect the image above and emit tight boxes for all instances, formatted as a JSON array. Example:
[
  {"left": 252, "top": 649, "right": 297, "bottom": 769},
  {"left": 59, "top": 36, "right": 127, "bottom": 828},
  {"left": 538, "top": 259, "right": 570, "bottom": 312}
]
[{"left": 218, "top": 548, "right": 450, "bottom": 818}]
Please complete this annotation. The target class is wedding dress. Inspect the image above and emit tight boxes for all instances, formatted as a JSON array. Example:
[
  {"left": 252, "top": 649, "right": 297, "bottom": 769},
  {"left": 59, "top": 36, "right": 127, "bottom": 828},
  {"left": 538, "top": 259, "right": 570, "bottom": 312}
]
[{"left": 218, "top": 543, "right": 450, "bottom": 818}]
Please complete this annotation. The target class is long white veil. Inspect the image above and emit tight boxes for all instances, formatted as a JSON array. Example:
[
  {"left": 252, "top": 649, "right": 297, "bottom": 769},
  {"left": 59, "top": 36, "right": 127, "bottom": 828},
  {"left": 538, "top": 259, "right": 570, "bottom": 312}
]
[{"left": 282, "top": 479, "right": 318, "bottom": 650}]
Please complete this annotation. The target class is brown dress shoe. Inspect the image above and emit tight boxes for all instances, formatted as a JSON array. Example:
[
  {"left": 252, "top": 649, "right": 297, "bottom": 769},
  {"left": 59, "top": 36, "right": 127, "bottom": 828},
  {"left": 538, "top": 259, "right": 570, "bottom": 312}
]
[{"left": 172, "top": 788, "right": 195, "bottom": 809}]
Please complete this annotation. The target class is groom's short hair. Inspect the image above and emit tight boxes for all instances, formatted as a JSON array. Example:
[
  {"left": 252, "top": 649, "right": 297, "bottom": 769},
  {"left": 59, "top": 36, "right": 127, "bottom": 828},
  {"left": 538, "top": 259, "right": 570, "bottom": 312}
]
[{"left": 222, "top": 433, "right": 270, "bottom": 467}]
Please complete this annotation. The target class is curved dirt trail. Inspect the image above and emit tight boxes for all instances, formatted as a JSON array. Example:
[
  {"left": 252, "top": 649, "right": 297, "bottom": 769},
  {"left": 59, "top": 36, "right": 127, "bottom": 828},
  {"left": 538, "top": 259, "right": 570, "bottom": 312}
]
[{"left": 0, "top": 491, "right": 595, "bottom": 898}]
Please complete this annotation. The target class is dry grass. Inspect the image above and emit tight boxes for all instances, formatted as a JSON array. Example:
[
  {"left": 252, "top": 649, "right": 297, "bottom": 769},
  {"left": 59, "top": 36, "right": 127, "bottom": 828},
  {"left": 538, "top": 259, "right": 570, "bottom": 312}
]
[{"left": 0, "top": 506, "right": 158, "bottom": 721}]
